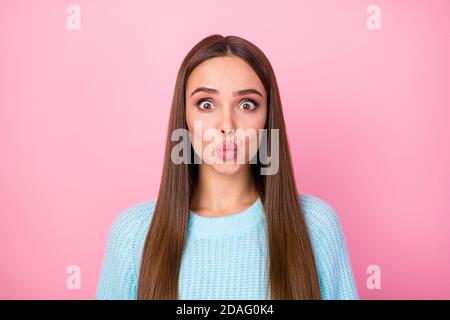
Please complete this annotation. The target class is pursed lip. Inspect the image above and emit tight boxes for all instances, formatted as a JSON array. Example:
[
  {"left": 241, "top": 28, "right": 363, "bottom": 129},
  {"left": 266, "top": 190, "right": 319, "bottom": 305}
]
[{"left": 215, "top": 141, "right": 237, "bottom": 160}]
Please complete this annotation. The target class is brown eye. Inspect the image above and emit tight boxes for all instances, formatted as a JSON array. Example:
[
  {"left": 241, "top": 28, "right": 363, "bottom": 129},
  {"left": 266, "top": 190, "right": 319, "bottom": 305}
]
[
  {"left": 197, "top": 99, "right": 214, "bottom": 111},
  {"left": 239, "top": 99, "right": 258, "bottom": 111}
]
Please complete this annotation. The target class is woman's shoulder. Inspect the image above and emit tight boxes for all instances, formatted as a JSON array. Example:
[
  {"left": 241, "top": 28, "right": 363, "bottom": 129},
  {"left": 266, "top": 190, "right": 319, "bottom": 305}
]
[
  {"left": 299, "top": 193, "right": 340, "bottom": 225},
  {"left": 109, "top": 199, "right": 157, "bottom": 241},
  {"left": 113, "top": 199, "right": 157, "bottom": 228},
  {"left": 105, "top": 199, "right": 157, "bottom": 257},
  {"left": 298, "top": 193, "right": 345, "bottom": 250}
]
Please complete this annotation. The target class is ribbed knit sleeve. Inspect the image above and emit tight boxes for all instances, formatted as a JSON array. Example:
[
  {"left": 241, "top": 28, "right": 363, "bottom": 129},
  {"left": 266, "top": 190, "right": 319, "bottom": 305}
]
[
  {"left": 301, "top": 194, "right": 359, "bottom": 300},
  {"left": 95, "top": 201, "right": 155, "bottom": 300}
]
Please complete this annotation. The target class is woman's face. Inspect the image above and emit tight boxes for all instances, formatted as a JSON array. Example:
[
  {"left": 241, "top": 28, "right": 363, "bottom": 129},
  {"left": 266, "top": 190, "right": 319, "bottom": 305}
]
[{"left": 185, "top": 55, "right": 267, "bottom": 176}]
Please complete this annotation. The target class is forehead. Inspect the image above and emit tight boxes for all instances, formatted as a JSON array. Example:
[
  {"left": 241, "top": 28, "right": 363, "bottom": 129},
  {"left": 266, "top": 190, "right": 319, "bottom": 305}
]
[{"left": 186, "top": 56, "right": 265, "bottom": 96}]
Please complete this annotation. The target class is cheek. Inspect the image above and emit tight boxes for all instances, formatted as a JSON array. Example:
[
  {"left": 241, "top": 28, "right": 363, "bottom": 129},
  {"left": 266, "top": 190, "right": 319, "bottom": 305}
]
[
  {"left": 236, "top": 107, "right": 267, "bottom": 134},
  {"left": 186, "top": 111, "right": 218, "bottom": 162},
  {"left": 254, "top": 107, "right": 268, "bottom": 142},
  {"left": 235, "top": 108, "right": 267, "bottom": 161},
  {"left": 187, "top": 104, "right": 212, "bottom": 129},
  {"left": 246, "top": 103, "right": 267, "bottom": 127}
]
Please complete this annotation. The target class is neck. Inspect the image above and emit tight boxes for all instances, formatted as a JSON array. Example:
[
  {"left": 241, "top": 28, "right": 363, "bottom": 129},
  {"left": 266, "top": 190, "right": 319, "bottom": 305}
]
[{"left": 191, "top": 164, "right": 259, "bottom": 217}]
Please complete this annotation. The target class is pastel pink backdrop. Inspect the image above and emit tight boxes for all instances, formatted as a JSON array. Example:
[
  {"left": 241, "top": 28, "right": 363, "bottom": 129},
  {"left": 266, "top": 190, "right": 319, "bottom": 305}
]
[{"left": 1, "top": 0, "right": 449, "bottom": 299}]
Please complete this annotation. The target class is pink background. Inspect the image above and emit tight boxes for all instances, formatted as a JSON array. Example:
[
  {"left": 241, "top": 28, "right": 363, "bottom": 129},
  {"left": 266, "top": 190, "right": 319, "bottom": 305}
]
[{"left": 1, "top": 0, "right": 449, "bottom": 299}]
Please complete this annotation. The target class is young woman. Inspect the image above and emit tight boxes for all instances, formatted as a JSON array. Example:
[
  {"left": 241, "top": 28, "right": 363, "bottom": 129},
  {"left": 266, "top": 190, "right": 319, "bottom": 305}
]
[{"left": 96, "top": 34, "right": 359, "bottom": 300}]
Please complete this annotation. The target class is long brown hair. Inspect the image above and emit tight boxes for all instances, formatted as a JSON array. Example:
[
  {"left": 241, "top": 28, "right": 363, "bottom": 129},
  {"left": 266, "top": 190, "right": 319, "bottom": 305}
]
[{"left": 137, "top": 34, "right": 321, "bottom": 299}]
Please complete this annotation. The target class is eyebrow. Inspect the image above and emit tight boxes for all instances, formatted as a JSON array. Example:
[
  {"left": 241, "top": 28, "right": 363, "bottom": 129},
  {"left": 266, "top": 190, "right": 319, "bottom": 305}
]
[{"left": 190, "top": 87, "right": 263, "bottom": 98}]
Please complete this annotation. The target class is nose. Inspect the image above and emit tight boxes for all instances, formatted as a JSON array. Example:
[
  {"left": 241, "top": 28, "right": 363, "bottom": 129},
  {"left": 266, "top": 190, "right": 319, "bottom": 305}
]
[
  {"left": 220, "top": 128, "right": 235, "bottom": 135},
  {"left": 219, "top": 106, "right": 235, "bottom": 136}
]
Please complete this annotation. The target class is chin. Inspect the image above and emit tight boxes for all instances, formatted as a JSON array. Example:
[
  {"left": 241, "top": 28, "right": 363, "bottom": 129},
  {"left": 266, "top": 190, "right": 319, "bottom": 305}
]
[{"left": 210, "top": 162, "right": 245, "bottom": 176}]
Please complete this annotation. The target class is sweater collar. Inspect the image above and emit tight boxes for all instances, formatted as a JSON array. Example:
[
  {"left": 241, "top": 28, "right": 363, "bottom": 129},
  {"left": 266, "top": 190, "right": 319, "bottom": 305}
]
[{"left": 187, "top": 197, "right": 264, "bottom": 239}]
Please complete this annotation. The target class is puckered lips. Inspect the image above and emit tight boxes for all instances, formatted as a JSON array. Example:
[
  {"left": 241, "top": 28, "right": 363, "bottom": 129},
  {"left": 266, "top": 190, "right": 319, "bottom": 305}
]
[{"left": 215, "top": 140, "right": 238, "bottom": 161}]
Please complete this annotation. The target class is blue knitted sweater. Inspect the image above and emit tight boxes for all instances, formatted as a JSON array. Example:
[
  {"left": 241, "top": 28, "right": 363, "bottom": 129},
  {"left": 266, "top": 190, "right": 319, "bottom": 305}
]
[{"left": 96, "top": 194, "right": 359, "bottom": 299}]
